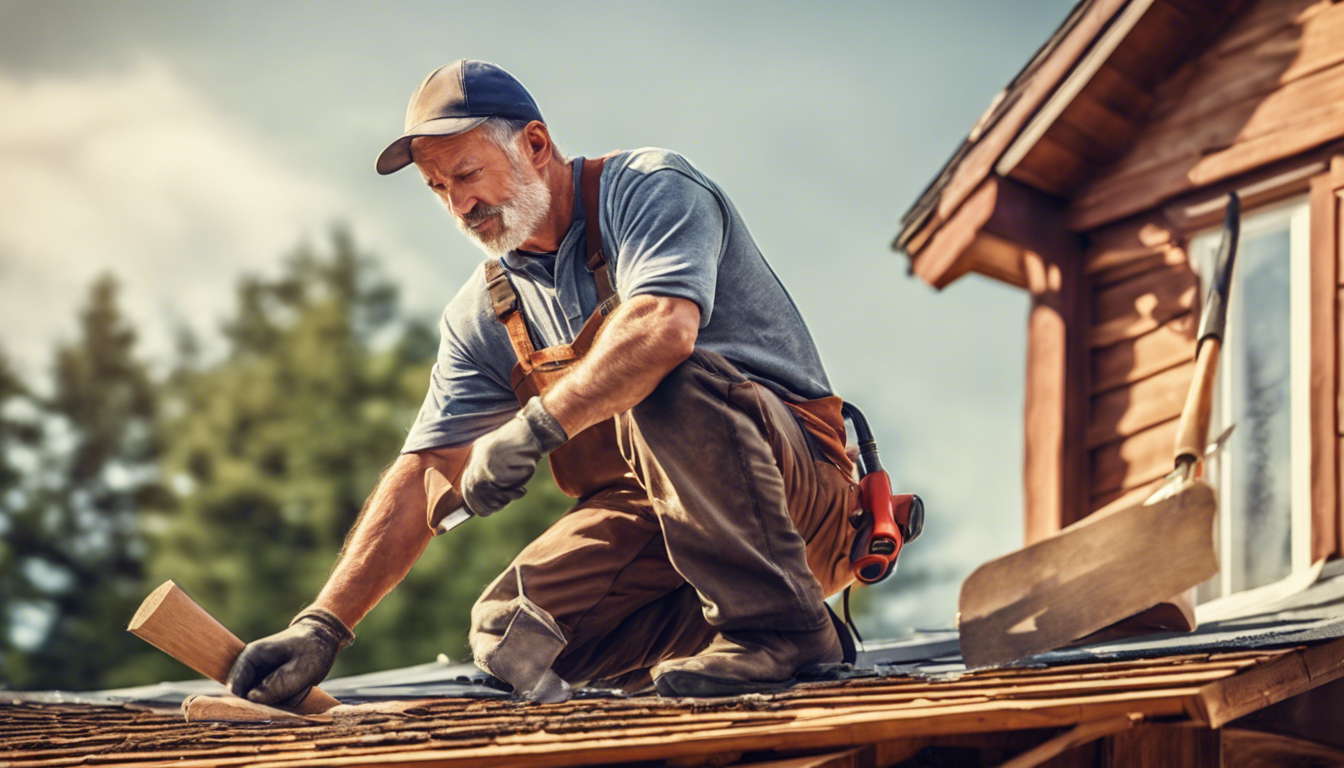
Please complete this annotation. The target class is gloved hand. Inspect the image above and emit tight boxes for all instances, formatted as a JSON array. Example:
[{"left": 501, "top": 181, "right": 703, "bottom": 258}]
[
  {"left": 226, "top": 607, "right": 354, "bottom": 707},
  {"left": 460, "top": 397, "right": 568, "bottom": 517}
]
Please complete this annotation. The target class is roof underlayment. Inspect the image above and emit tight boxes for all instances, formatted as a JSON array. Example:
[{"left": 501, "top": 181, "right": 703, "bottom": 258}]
[{"left": 6, "top": 563, "right": 1344, "bottom": 766}]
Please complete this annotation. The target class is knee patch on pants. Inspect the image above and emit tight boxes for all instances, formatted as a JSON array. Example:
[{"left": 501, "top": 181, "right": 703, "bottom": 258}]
[{"left": 471, "top": 566, "right": 568, "bottom": 696}]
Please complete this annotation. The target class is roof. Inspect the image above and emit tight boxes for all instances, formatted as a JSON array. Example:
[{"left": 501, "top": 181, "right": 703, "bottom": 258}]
[
  {"left": 2, "top": 644, "right": 1337, "bottom": 767},
  {"left": 893, "top": 0, "right": 1263, "bottom": 288},
  {"left": 7, "top": 565, "right": 1344, "bottom": 766}
]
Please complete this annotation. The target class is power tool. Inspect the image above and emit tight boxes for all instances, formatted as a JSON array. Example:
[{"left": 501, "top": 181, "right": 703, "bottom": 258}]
[{"left": 841, "top": 402, "right": 923, "bottom": 585}]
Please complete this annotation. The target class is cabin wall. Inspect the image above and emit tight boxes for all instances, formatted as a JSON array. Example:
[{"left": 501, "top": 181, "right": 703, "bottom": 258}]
[{"left": 1018, "top": 0, "right": 1344, "bottom": 551}]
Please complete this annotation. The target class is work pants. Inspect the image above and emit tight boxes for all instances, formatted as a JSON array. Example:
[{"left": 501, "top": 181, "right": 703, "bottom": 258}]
[{"left": 469, "top": 351, "right": 859, "bottom": 690}]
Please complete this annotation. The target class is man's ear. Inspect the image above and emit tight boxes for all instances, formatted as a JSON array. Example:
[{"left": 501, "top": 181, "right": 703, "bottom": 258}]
[{"left": 523, "top": 121, "right": 552, "bottom": 172}]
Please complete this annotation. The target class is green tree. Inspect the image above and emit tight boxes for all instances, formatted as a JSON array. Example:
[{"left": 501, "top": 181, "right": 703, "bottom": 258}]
[
  {"left": 0, "top": 277, "right": 167, "bottom": 690},
  {"left": 144, "top": 228, "right": 568, "bottom": 683}
]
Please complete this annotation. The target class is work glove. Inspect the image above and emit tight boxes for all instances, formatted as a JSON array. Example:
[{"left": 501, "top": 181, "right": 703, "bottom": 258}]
[
  {"left": 226, "top": 607, "right": 354, "bottom": 707},
  {"left": 460, "top": 397, "right": 568, "bottom": 517}
]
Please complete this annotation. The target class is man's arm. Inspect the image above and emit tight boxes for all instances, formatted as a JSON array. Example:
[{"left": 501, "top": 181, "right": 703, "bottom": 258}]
[
  {"left": 542, "top": 294, "right": 701, "bottom": 436},
  {"left": 227, "top": 444, "right": 469, "bottom": 704},
  {"left": 313, "top": 445, "right": 471, "bottom": 628}
]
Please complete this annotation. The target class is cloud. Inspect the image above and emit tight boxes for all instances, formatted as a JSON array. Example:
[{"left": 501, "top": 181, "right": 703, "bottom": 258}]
[{"left": 0, "top": 58, "right": 351, "bottom": 375}]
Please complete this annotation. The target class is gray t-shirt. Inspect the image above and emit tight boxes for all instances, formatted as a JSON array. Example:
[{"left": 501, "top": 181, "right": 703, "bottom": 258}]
[{"left": 402, "top": 148, "right": 833, "bottom": 452}]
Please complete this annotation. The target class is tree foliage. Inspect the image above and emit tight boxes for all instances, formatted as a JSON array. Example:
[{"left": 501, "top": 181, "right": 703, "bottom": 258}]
[{"left": 0, "top": 276, "right": 167, "bottom": 689}]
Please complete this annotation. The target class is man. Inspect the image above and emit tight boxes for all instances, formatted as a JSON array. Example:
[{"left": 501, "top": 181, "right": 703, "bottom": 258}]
[{"left": 227, "top": 60, "right": 860, "bottom": 706}]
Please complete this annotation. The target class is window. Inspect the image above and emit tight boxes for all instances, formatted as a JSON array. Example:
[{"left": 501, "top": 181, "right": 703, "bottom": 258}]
[{"left": 1189, "top": 197, "right": 1311, "bottom": 600}]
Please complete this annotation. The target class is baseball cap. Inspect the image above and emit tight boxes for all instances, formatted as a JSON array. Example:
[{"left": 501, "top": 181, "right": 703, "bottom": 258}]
[{"left": 376, "top": 60, "right": 543, "bottom": 175}]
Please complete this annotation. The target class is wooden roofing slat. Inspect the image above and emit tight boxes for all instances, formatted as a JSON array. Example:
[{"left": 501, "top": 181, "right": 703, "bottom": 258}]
[{"left": 3, "top": 646, "right": 1337, "bottom": 768}]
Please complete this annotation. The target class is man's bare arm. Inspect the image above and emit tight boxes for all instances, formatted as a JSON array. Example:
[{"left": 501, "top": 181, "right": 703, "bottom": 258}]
[
  {"left": 311, "top": 445, "right": 470, "bottom": 629},
  {"left": 543, "top": 295, "right": 700, "bottom": 437}
]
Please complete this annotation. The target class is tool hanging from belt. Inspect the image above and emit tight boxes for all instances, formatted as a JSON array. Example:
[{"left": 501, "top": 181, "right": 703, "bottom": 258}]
[{"left": 839, "top": 401, "right": 924, "bottom": 644}]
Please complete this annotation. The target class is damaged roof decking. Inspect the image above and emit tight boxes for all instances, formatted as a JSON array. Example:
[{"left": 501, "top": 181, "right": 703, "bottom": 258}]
[{"left": 6, "top": 641, "right": 1344, "bottom": 768}]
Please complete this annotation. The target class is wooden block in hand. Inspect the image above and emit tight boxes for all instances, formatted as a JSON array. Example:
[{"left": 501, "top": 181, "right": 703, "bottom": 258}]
[{"left": 128, "top": 580, "right": 341, "bottom": 714}]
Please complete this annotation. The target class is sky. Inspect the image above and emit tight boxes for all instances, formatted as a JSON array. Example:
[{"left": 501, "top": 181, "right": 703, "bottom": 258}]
[{"left": 0, "top": 0, "right": 1078, "bottom": 636}]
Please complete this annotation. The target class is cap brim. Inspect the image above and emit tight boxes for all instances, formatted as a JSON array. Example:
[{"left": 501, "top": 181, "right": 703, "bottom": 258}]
[{"left": 375, "top": 115, "right": 490, "bottom": 175}]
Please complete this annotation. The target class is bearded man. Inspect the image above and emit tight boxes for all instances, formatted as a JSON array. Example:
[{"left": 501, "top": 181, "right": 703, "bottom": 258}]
[{"left": 228, "top": 60, "right": 860, "bottom": 705}]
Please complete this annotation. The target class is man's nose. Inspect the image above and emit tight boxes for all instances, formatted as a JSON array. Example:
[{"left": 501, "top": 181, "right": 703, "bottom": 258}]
[{"left": 448, "top": 188, "right": 476, "bottom": 217}]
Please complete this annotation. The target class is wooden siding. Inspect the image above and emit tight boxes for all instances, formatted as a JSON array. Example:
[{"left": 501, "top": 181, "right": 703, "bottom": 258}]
[
  {"left": 1081, "top": 212, "right": 1198, "bottom": 512},
  {"left": 1068, "top": 0, "right": 1344, "bottom": 230}
]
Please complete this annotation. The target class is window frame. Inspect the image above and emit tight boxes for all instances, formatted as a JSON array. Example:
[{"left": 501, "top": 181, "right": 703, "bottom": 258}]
[{"left": 1189, "top": 196, "right": 1312, "bottom": 600}]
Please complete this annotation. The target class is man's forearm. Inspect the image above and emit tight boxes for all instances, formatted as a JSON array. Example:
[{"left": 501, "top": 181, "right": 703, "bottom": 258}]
[
  {"left": 543, "top": 295, "right": 700, "bottom": 436},
  {"left": 312, "top": 447, "right": 469, "bottom": 628}
]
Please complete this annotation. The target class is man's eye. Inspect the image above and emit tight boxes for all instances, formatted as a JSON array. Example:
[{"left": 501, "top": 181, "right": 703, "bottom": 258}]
[{"left": 459, "top": 168, "right": 482, "bottom": 181}]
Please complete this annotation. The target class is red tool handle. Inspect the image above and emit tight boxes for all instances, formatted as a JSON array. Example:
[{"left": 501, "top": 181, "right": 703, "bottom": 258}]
[{"left": 850, "top": 472, "right": 922, "bottom": 585}]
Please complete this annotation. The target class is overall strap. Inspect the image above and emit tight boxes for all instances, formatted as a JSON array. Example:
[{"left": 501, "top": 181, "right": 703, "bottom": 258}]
[
  {"left": 483, "top": 259, "right": 536, "bottom": 367},
  {"left": 581, "top": 154, "right": 617, "bottom": 306}
]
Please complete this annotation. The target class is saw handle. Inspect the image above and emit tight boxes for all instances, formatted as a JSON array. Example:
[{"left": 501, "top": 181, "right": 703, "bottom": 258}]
[{"left": 1173, "top": 192, "right": 1240, "bottom": 468}]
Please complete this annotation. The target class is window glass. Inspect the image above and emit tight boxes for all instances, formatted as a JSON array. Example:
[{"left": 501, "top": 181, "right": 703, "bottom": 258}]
[{"left": 1191, "top": 198, "right": 1308, "bottom": 598}]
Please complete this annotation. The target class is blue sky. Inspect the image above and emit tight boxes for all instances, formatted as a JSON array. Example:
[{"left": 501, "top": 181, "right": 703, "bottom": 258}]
[{"left": 0, "top": 1, "right": 1078, "bottom": 635}]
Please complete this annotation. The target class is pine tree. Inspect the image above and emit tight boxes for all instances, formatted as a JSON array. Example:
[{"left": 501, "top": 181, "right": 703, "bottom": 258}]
[{"left": 0, "top": 277, "right": 167, "bottom": 690}]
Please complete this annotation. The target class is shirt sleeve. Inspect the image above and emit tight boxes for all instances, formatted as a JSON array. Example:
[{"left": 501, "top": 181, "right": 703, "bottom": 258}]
[
  {"left": 401, "top": 282, "right": 519, "bottom": 453},
  {"left": 607, "top": 165, "right": 726, "bottom": 326}
]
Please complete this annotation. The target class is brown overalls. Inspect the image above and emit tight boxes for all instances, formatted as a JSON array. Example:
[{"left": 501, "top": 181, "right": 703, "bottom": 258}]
[{"left": 468, "top": 155, "right": 860, "bottom": 693}]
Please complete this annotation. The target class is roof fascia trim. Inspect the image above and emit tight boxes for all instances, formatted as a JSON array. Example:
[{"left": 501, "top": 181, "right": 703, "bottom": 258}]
[
  {"left": 994, "top": 0, "right": 1158, "bottom": 178},
  {"left": 913, "top": 175, "right": 1075, "bottom": 290}
]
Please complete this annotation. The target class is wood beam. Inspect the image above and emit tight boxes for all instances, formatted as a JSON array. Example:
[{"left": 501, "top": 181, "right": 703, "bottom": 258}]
[
  {"left": 1021, "top": 184, "right": 1089, "bottom": 544},
  {"left": 1313, "top": 157, "right": 1344, "bottom": 561}
]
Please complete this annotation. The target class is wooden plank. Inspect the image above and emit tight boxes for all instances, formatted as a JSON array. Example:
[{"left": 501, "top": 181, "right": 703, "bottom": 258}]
[
  {"left": 1084, "top": 213, "right": 1179, "bottom": 274},
  {"left": 1069, "top": 60, "right": 1344, "bottom": 230},
  {"left": 1091, "top": 249, "right": 1186, "bottom": 289},
  {"left": 1312, "top": 164, "right": 1342, "bottom": 561},
  {"left": 1091, "top": 266, "right": 1197, "bottom": 349},
  {"left": 1161, "top": 156, "right": 1326, "bottom": 234},
  {"left": 228, "top": 690, "right": 1203, "bottom": 768},
  {"left": 998, "top": 714, "right": 1141, "bottom": 768},
  {"left": 1206, "top": 0, "right": 1322, "bottom": 60},
  {"left": 1087, "top": 361, "right": 1194, "bottom": 447},
  {"left": 1101, "top": 1, "right": 1201, "bottom": 90},
  {"left": 1056, "top": 90, "right": 1142, "bottom": 152},
  {"left": 1149, "top": 2, "right": 1344, "bottom": 130},
  {"left": 1090, "top": 418, "right": 1178, "bottom": 496},
  {"left": 1081, "top": 63, "right": 1156, "bottom": 123},
  {"left": 1104, "top": 723, "right": 1222, "bottom": 767},
  {"left": 1195, "top": 636, "right": 1344, "bottom": 727},
  {"left": 1010, "top": 134, "right": 1090, "bottom": 196},
  {"left": 967, "top": 231, "right": 1029, "bottom": 289},
  {"left": 1091, "top": 314, "right": 1196, "bottom": 395},
  {"left": 1022, "top": 217, "right": 1088, "bottom": 544},
  {"left": 1090, "top": 3, "right": 1344, "bottom": 182},
  {"left": 913, "top": 178, "right": 998, "bottom": 288},
  {"left": 1222, "top": 728, "right": 1344, "bottom": 768}
]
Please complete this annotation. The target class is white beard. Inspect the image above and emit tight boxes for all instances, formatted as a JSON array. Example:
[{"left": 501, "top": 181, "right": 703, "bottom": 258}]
[{"left": 455, "top": 159, "right": 552, "bottom": 256}]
